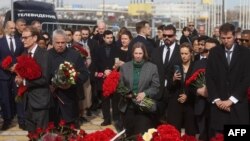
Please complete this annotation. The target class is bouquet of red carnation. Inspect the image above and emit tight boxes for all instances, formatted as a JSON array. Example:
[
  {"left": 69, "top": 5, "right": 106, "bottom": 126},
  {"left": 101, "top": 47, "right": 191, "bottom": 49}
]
[
  {"left": 185, "top": 68, "right": 206, "bottom": 88},
  {"left": 72, "top": 43, "right": 89, "bottom": 58},
  {"left": 1, "top": 56, "right": 14, "bottom": 70},
  {"left": 102, "top": 69, "right": 120, "bottom": 97},
  {"left": 51, "top": 61, "right": 78, "bottom": 88},
  {"left": 135, "top": 124, "right": 182, "bottom": 141},
  {"left": 116, "top": 83, "right": 156, "bottom": 113},
  {"left": 13, "top": 55, "right": 42, "bottom": 102},
  {"left": 210, "top": 133, "right": 224, "bottom": 141}
]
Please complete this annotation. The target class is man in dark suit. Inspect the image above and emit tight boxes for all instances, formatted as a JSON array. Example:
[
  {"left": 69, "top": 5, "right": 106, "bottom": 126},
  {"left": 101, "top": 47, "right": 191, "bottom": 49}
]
[
  {"left": 128, "top": 20, "right": 154, "bottom": 60},
  {"left": 206, "top": 23, "right": 250, "bottom": 135},
  {"left": 80, "top": 26, "right": 99, "bottom": 113},
  {"left": 193, "top": 38, "right": 219, "bottom": 141},
  {"left": 48, "top": 29, "right": 89, "bottom": 127},
  {"left": 151, "top": 24, "right": 182, "bottom": 123},
  {"left": 155, "top": 24, "right": 165, "bottom": 48},
  {"left": 0, "top": 21, "right": 24, "bottom": 130},
  {"left": 15, "top": 26, "right": 51, "bottom": 132},
  {"left": 194, "top": 36, "right": 209, "bottom": 62},
  {"left": 95, "top": 30, "right": 120, "bottom": 126}
]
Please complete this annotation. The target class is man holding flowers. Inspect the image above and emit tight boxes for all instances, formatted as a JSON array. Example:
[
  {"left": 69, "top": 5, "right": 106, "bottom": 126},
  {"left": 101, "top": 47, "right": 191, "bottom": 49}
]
[{"left": 48, "top": 29, "right": 89, "bottom": 128}]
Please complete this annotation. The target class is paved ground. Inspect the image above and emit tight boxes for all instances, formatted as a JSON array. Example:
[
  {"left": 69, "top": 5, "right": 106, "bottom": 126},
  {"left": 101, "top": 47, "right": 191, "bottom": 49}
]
[{"left": 0, "top": 111, "right": 117, "bottom": 141}]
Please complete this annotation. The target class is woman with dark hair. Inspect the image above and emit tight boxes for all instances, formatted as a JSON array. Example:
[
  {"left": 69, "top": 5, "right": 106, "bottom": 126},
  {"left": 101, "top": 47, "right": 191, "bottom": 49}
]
[
  {"left": 166, "top": 42, "right": 197, "bottom": 137},
  {"left": 180, "top": 27, "right": 192, "bottom": 44},
  {"left": 114, "top": 30, "right": 133, "bottom": 68},
  {"left": 119, "top": 42, "right": 160, "bottom": 137}
]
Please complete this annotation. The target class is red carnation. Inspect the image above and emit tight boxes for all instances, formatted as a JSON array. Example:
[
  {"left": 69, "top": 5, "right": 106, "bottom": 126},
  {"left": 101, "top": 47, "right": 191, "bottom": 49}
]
[
  {"left": 102, "top": 69, "right": 120, "bottom": 97},
  {"left": 1, "top": 56, "right": 13, "bottom": 70},
  {"left": 59, "top": 119, "right": 66, "bottom": 126}
]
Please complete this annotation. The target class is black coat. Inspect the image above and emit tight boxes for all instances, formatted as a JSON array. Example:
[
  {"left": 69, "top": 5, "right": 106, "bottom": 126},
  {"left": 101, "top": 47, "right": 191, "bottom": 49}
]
[
  {"left": 206, "top": 44, "right": 250, "bottom": 131},
  {"left": 95, "top": 44, "right": 119, "bottom": 90},
  {"left": 151, "top": 43, "right": 182, "bottom": 101},
  {"left": 48, "top": 48, "right": 89, "bottom": 122},
  {"left": 192, "top": 58, "right": 208, "bottom": 116},
  {"left": 25, "top": 47, "right": 51, "bottom": 109}
]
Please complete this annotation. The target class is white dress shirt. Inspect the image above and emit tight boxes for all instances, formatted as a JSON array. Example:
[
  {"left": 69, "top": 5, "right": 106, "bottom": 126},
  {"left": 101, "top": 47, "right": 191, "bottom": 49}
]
[{"left": 6, "top": 35, "right": 17, "bottom": 52}]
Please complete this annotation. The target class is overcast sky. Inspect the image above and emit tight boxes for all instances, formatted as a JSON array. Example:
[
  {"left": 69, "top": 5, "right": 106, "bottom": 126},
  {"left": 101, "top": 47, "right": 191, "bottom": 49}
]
[{"left": 0, "top": 0, "right": 239, "bottom": 9}]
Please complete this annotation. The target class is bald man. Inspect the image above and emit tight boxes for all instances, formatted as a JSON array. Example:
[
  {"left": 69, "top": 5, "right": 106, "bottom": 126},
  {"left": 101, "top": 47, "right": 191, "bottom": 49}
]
[
  {"left": 0, "top": 21, "right": 25, "bottom": 130},
  {"left": 92, "top": 21, "right": 107, "bottom": 45}
]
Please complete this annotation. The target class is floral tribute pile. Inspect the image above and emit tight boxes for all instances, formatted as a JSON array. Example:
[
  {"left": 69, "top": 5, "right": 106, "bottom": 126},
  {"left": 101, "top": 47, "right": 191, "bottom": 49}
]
[
  {"left": 136, "top": 124, "right": 183, "bottom": 141},
  {"left": 27, "top": 120, "right": 116, "bottom": 141}
]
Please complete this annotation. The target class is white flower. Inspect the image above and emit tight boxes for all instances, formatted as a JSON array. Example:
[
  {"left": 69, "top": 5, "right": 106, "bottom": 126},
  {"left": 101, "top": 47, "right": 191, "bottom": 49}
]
[{"left": 142, "top": 132, "right": 153, "bottom": 141}]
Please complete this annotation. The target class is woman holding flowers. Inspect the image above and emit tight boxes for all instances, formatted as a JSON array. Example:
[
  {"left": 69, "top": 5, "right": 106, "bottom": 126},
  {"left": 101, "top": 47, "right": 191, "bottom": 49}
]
[
  {"left": 118, "top": 42, "right": 160, "bottom": 137},
  {"left": 166, "top": 42, "right": 197, "bottom": 137}
]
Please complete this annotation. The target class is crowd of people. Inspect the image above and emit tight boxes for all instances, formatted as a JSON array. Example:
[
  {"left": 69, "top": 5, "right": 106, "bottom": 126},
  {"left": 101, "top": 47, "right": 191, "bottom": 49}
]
[{"left": 0, "top": 18, "right": 250, "bottom": 141}]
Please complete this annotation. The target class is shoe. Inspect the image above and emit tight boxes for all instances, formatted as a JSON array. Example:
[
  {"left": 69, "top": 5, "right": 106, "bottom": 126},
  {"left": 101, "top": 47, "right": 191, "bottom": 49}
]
[
  {"left": 19, "top": 124, "right": 26, "bottom": 130},
  {"left": 1, "top": 122, "right": 11, "bottom": 130},
  {"left": 101, "top": 121, "right": 111, "bottom": 126}
]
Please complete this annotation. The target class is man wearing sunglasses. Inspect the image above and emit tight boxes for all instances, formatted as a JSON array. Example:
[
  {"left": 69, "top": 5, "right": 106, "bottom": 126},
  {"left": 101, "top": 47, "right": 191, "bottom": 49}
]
[
  {"left": 151, "top": 24, "right": 181, "bottom": 123},
  {"left": 241, "top": 30, "right": 250, "bottom": 48},
  {"left": 188, "top": 21, "right": 198, "bottom": 38}
]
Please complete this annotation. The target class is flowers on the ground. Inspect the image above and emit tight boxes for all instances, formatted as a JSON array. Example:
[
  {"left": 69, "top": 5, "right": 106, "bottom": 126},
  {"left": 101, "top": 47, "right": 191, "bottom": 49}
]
[
  {"left": 1, "top": 55, "right": 13, "bottom": 70},
  {"left": 52, "top": 61, "right": 78, "bottom": 88},
  {"left": 181, "top": 134, "right": 197, "bottom": 141},
  {"left": 210, "top": 133, "right": 224, "bottom": 141},
  {"left": 72, "top": 43, "right": 89, "bottom": 58},
  {"left": 116, "top": 83, "right": 156, "bottom": 112},
  {"left": 185, "top": 68, "right": 206, "bottom": 88},
  {"left": 27, "top": 120, "right": 116, "bottom": 141},
  {"left": 102, "top": 69, "right": 120, "bottom": 97},
  {"left": 137, "top": 124, "right": 182, "bottom": 141}
]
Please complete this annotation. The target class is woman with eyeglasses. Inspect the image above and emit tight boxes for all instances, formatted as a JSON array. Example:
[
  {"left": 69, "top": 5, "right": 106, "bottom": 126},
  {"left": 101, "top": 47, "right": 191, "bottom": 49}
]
[{"left": 166, "top": 42, "right": 197, "bottom": 137}]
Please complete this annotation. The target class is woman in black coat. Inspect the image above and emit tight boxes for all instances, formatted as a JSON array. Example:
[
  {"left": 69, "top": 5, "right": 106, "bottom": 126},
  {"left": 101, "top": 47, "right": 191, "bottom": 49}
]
[{"left": 166, "top": 42, "right": 197, "bottom": 136}]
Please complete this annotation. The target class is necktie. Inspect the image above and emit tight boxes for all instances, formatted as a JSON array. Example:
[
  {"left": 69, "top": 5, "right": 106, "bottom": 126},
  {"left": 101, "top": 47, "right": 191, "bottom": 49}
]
[
  {"left": 164, "top": 46, "right": 170, "bottom": 65},
  {"left": 9, "top": 37, "right": 14, "bottom": 53},
  {"left": 226, "top": 50, "right": 232, "bottom": 65}
]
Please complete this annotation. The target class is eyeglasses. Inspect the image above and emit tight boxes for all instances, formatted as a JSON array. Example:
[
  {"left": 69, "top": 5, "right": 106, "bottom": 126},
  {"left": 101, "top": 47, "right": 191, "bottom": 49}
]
[
  {"left": 240, "top": 39, "right": 249, "bottom": 42},
  {"left": 163, "top": 34, "right": 175, "bottom": 38},
  {"left": 188, "top": 25, "right": 194, "bottom": 27},
  {"left": 198, "top": 43, "right": 205, "bottom": 46},
  {"left": 21, "top": 35, "right": 32, "bottom": 40}
]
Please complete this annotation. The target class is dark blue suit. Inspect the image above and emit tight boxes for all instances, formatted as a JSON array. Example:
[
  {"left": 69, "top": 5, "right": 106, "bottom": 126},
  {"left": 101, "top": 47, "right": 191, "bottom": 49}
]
[{"left": 0, "top": 36, "right": 24, "bottom": 126}]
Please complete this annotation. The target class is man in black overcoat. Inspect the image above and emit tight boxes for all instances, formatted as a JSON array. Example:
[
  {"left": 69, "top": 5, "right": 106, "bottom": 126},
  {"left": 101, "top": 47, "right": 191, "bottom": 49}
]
[
  {"left": 206, "top": 23, "right": 250, "bottom": 134},
  {"left": 48, "top": 29, "right": 89, "bottom": 127}
]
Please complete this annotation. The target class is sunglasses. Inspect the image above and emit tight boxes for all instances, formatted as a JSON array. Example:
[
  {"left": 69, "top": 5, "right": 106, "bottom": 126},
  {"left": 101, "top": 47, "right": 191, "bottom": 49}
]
[
  {"left": 240, "top": 39, "right": 249, "bottom": 42},
  {"left": 235, "top": 38, "right": 241, "bottom": 41},
  {"left": 163, "top": 34, "right": 175, "bottom": 38},
  {"left": 188, "top": 25, "right": 194, "bottom": 27}
]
